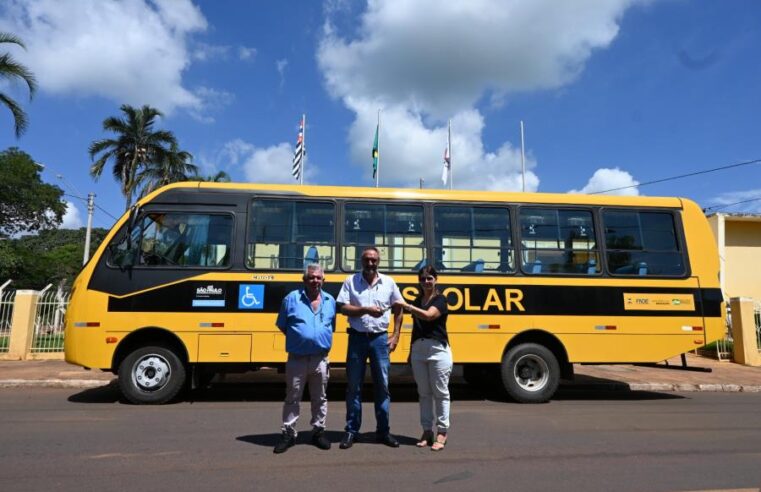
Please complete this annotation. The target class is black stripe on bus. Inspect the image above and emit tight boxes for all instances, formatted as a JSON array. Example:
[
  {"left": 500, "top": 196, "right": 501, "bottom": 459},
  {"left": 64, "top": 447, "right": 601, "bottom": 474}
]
[{"left": 107, "top": 281, "right": 722, "bottom": 318}]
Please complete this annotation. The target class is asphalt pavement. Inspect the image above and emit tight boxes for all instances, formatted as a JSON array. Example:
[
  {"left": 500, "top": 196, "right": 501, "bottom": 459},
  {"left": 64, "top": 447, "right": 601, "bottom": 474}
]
[{"left": 2, "top": 387, "right": 761, "bottom": 491}]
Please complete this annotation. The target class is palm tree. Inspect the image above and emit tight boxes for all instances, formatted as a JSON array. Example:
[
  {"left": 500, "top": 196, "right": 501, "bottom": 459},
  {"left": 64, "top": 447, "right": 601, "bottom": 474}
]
[
  {"left": 191, "top": 170, "right": 231, "bottom": 182},
  {"left": 135, "top": 141, "right": 197, "bottom": 198},
  {"left": 0, "top": 32, "right": 37, "bottom": 137},
  {"left": 89, "top": 104, "right": 176, "bottom": 210}
]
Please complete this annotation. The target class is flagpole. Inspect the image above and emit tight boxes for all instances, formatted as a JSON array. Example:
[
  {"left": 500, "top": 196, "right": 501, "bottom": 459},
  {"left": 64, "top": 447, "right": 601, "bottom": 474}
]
[
  {"left": 301, "top": 113, "right": 306, "bottom": 185},
  {"left": 376, "top": 109, "right": 381, "bottom": 188},
  {"left": 520, "top": 120, "right": 526, "bottom": 192},
  {"left": 448, "top": 119, "right": 452, "bottom": 190}
]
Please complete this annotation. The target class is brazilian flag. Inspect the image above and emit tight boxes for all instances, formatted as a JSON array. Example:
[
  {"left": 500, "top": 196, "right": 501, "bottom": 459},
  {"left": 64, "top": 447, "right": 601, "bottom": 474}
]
[{"left": 372, "top": 124, "right": 379, "bottom": 179}]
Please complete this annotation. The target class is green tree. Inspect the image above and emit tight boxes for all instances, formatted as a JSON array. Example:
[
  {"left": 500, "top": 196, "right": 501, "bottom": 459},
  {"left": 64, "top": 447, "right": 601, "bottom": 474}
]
[
  {"left": 0, "top": 32, "right": 37, "bottom": 137},
  {"left": 0, "top": 228, "right": 108, "bottom": 288},
  {"left": 89, "top": 104, "right": 176, "bottom": 211},
  {"left": 0, "top": 147, "right": 65, "bottom": 237},
  {"left": 136, "top": 141, "right": 197, "bottom": 198},
  {"left": 191, "top": 170, "right": 231, "bottom": 182}
]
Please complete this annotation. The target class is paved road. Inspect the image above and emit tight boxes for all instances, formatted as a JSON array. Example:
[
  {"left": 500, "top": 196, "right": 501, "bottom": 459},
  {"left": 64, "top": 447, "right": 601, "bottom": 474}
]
[{"left": 1, "top": 383, "right": 760, "bottom": 492}]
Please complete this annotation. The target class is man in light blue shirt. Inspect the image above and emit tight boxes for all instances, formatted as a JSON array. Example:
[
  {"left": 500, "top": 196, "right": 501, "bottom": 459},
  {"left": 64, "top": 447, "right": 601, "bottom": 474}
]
[
  {"left": 273, "top": 263, "right": 336, "bottom": 454},
  {"left": 336, "top": 246, "right": 403, "bottom": 449}
]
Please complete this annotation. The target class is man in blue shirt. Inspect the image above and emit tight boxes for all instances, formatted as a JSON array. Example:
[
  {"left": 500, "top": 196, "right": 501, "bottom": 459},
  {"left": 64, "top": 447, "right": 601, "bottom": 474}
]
[{"left": 273, "top": 263, "right": 336, "bottom": 454}]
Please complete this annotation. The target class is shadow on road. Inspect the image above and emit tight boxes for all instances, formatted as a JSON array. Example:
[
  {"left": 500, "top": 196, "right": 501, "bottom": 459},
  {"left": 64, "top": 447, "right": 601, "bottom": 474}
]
[
  {"left": 236, "top": 431, "right": 418, "bottom": 448},
  {"left": 65, "top": 375, "right": 685, "bottom": 405}
]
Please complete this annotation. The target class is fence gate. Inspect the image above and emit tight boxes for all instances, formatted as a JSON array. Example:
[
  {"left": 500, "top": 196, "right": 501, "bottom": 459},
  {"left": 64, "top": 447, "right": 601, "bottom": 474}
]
[{"left": 31, "top": 288, "right": 71, "bottom": 353}]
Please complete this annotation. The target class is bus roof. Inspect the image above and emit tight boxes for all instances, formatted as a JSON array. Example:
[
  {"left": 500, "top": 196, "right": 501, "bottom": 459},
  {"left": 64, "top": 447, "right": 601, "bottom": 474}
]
[{"left": 139, "top": 181, "right": 686, "bottom": 209}]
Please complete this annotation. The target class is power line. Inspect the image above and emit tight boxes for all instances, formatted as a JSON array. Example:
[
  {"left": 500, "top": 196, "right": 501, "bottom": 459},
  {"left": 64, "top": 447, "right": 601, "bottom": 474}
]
[
  {"left": 590, "top": 158, "right": 761, "bottom": 195},
  {"left": 63, "top": 193, "right": 118, "bottom": 221},
  {"left": 703, "top": 195, "right": 761, "bottom": 212}
]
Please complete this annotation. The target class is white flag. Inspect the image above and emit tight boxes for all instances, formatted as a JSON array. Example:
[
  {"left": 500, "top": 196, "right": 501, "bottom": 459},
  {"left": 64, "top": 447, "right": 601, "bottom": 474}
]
[{"left": 441, "top": 143, "right": 450, "bottom": 185}]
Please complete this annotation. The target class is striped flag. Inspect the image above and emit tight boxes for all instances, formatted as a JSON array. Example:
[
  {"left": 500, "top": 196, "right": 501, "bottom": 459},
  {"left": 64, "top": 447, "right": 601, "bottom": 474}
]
[{"left": 292, "top": 116, "right": 304, "bottom": 181}]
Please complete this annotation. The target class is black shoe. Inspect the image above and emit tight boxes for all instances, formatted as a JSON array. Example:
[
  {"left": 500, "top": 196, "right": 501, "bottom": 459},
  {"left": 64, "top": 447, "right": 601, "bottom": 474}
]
[
  {"left": 339, "top": 432, "right": 355, "bottom": 449},
  {"left": 376, "top": 433, "right": 399, "bottom": 448},
  {"left": 311, "top": 428, "right": 331, "bottom": 450},
  {"left": 273, "top": 432, "right": 295, "bottom": 454}
]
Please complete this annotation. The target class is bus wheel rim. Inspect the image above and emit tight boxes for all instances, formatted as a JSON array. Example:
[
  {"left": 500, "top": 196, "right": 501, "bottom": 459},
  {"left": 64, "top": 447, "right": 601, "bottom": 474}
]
[
  {"left": 131, "top": 354, "right": 171, "bottom": 392},
  {"left": 513, "top": 354, "right": 549, "bottom": 392}
]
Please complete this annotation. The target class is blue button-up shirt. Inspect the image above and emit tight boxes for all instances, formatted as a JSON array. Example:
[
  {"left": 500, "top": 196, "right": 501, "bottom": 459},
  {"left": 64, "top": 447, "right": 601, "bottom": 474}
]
[
  {"left": 276, "top": 289, "right": 336, "bottom": 355},
  {"left": 336, "top": 272, "right": 403, "bottom": 333}
]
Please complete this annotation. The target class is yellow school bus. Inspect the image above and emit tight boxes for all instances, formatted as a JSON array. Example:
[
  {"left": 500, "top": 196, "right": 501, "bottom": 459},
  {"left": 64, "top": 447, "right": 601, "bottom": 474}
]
[{"left": 64, "top": 182, "right": 725, "bottom": 404}]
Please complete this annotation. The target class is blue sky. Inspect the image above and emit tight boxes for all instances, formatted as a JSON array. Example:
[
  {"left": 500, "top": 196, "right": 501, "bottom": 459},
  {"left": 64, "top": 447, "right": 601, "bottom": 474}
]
[{"left": 1, "top": 0, "right": 760, "bottom": 230}]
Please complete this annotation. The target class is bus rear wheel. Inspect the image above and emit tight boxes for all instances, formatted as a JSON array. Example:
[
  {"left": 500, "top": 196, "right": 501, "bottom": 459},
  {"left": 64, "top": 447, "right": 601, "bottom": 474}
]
[
  {"left": 118, "top": 345, "right": 186, "bottom": 404},
  {"left": 501, "top": 343, "right": 559, "bottom": 403}
]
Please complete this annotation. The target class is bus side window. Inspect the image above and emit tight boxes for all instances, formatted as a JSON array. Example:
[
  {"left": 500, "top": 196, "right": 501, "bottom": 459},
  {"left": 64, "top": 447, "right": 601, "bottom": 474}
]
[
  {"left": 603, "top": 210, "right": 684, "bottom": 276},
  {"left": 519, "top": 208, "right": 599, "bottom": 275},
  {"left": 343, "top": 203, "right": 424, "bottom": 272},
  {"left": 247, "top": 199, "right": 335, "bottom": 270},
  {"left": 108, "top": 222, "right": 143, "bottom": 268},
  {"left": 433, "top": 205, "right": 513, "bottom": 273}
]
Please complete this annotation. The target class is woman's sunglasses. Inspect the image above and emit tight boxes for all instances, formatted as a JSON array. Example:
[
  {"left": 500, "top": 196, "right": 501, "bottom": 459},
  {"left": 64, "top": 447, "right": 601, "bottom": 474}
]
[{"left": 419, "top": 276, "right": 436, "bottom": 282}]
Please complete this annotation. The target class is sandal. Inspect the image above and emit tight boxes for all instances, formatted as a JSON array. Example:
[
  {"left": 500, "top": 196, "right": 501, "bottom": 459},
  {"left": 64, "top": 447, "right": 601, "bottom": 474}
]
[
  {"left": 431, "top": 433, "right": 447, "bottom": 451},
  {"left": 416, "top": 430, "right": 434, "bottom": 448}
]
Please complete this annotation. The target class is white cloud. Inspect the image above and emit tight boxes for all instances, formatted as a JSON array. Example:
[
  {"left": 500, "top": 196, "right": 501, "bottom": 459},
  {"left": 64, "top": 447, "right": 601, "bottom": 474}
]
[
  {"left": 187, "top": 86, "right": 235, "bottom": 123},
  {"left": 0, "top": 0, "right": 208, "bottom": 114},
  {"left": 347, "top": 102, "right": 538, "bottom": 190},
  {"left": 238, "top": 46, "right": 257, "bottom": 60},
  {"left": 192, "top": 42, "right": 231, "bottom": 61},
  {"left": 568, "top": 168, "right": 640, "bottom": 196},
  {"left": 60, "top": 201, "right": 83, "bottom": 229},
  {"left": 208, "top": 138, "right": 316, "bottom": 184},
  {"left": 706, "top": 188, "right": 761, "bottom": 214},
  {"left": 317, "top": 0, "right": 643, "bottom": 190},
  {"left": 276, "top": 59, "right": 288, "bottom": 88}
]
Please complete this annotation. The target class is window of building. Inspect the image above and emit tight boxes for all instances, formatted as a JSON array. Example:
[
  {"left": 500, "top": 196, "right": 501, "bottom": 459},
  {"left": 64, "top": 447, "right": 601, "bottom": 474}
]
[
  {"left": 433, "top": 206, "right": 513, "bottom": 273},
  {"left": 246, "top": 199, "right": 335, "bottom": 270},
  {"left": 519, "top": 208, "right": 600, "bottom": 275}
]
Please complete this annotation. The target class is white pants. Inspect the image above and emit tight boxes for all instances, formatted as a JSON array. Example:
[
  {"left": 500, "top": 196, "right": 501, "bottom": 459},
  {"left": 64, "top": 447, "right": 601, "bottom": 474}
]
[
  {"left": 281, "top": 353, "right": 329, "bottom": 436},
  {"left": 410, "top": 338, "right": 453, "bottom": 433}
]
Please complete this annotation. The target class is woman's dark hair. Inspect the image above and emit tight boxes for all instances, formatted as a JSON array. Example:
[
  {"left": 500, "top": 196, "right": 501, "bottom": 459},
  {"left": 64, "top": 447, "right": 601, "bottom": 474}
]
[
  {"left": 417, "top": 265, "right": 439, "bottom": 296},
  {"left": 417, "top": 265, "right": 438, "bottom": 279}
]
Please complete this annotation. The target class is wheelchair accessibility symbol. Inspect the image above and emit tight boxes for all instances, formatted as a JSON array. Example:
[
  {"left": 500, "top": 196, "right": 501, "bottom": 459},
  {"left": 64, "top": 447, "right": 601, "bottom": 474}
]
[{"left": 238, "top": 284, "right": 264, "bottom": 310}]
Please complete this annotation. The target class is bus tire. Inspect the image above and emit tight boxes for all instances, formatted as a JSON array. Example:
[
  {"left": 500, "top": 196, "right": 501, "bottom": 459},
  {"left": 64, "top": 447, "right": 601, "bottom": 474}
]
[
  {"left": 500, "top": 343, "right": 559, "bottom": 403},
  {"left": 118, "top": 345, "right": 186, "bottom": 404}
]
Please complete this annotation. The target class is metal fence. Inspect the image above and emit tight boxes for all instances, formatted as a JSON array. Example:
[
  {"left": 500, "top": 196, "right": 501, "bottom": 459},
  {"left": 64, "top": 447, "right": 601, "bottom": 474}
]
[
  {"left": 755, "top": 302, "right": 761, "bottom": 351},
  {"left": 715, "top": 304, "right": 733, "bottom": 361},
  {"left": 31, "top": 287, "right": 70, "bottom": 353},
  {"left": 0, "top": 288, "right": 15, "bottom": 354}
]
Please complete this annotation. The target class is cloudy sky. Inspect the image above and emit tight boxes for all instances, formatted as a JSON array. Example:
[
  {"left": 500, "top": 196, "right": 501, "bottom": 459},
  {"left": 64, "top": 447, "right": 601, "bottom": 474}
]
[{"left": 1, "top": 0, "right": 760, "bottom": 229}]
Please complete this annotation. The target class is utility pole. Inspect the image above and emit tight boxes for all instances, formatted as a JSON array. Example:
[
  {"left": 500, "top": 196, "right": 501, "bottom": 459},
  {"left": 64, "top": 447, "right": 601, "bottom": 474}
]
[{"left": 83, "top": 193, "right": 95, "bottom": 264}]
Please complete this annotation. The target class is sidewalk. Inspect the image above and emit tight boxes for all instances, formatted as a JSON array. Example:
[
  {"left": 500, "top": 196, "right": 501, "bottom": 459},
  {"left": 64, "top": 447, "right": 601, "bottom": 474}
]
[{"left": 2, "top": 353, "right": 761, "bottom": 392}]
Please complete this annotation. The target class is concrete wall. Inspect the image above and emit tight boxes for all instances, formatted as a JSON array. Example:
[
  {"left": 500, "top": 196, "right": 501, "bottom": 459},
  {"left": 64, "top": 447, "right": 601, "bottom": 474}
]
[{"left": 724, "top": 221, "right": 761, "bottom": 300}]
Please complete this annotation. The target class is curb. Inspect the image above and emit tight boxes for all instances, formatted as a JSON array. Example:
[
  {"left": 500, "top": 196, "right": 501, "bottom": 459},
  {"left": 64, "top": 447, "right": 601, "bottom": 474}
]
[
  {"left": 563, "top": 382, "right": 761, "bottom": 393},
  {"left": 0, "top": 379, "right": 114, "bottom": 389}
]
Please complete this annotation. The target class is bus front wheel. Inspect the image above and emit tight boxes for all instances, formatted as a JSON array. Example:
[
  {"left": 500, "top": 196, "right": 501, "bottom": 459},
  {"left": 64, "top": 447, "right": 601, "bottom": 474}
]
[
  {"left": 501, "top": 343, "right": 559, "bottom": 403},
  {"left": 118, "top": 345, "right": 186, "bottom": 404}
]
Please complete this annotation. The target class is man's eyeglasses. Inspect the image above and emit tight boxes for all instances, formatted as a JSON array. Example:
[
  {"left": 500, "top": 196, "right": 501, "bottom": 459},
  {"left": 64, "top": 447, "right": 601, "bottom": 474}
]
[{"left": 306, "top": 275, "right": 323, "bottom": 281}]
